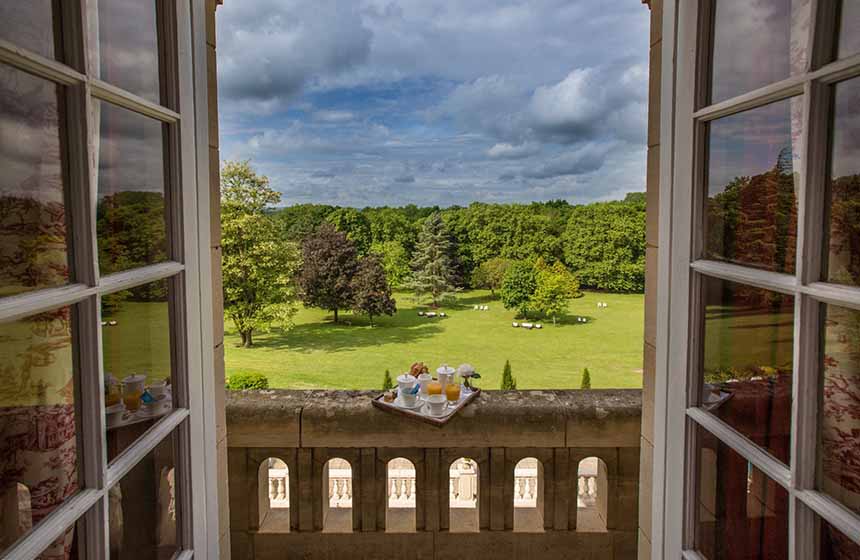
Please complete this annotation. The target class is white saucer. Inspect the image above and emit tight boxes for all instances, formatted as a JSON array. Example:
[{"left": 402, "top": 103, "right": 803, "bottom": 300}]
[
  {"left": 395, "top": 396, "right": 423, "bottom": 410},
  {"left": 423, "top": 404, "right": 449, "bottom": 417}
]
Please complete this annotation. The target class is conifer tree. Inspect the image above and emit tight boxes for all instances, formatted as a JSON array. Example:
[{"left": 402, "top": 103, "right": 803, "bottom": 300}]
[
  {"left": 500, "top": 359, "right": 517, "bottom": 390},
  {"left": 580, "top": 368, "right": 592, "bottom": 389},
  {"left": 382, "top": 369, "right": 394, "bottom": 391},
  {"left": 409, "top": 212, "right": 456, "bottom": 307}
]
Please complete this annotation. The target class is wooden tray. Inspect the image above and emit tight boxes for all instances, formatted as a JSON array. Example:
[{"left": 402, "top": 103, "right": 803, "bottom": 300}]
[{"left": 372, "top": 387, "right": 481, "bottom": 426}]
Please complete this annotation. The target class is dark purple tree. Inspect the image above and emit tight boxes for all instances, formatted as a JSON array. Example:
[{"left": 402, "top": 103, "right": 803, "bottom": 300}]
[
  {"left": 351, "top": 255, "right": 396, "bottom": 326},
  {"left": 298, "top": 223, "right": 358, "bottom": 323}
]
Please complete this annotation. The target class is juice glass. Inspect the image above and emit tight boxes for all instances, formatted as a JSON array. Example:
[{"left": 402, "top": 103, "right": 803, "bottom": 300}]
[
  {"left": 427, "top": 381, "right": 442, "bottom": 396},
  {"left": 445, "top": 383, "right": 461, "bottom": 402}
]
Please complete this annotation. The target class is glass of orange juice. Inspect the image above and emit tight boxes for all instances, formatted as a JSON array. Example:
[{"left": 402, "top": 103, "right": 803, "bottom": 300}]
[
  {"left": 122, "top": 374, "right": 146, "bottom": 412},
  {"left": 427, "top": 380, "right": 443, "bottom": 396},
  {"left": 445, "top": 383, "right": 461, "bottom": 402}
]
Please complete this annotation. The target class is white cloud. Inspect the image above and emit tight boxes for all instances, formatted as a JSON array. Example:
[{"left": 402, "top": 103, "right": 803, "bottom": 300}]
[{"left": 486, "top": 142, "right": 540, "bottom": 159}]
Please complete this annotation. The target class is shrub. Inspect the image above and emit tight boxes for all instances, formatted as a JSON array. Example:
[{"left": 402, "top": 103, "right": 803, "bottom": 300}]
[
  {"left": 500, "top": 360, "right": 517, "bottom": 390},
  {"left": 226, "top": 372, "right": 269, "bottom": 390},
  {"left": 382, "top": 369, "right": 394, "bottom": 391},
  {"left": 580, "top": 368, "right": 591, "bottom": 389}
]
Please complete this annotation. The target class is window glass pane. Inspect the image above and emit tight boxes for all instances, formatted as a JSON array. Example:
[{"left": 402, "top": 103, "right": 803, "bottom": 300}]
[
  {"left": 0, "top": 65, "right": 69, "bottom": 297},
  {"left": 710, "top": 0, "right": 809, "bottom": 104},
  {"left": 0, "top": 1, "right": 60, "bottom": 60},
  {"left": 102, "top": 278, "right": 174, "bottom": 463},
  {"left": 108, "top": 431, "right": 178, "bottom": 559},
  {"left": 97, "top": 102, "right": 167, "bottom": 276},
  {"left": 695, "top": 424, "right": 789, "bottom": 559},
  {"left": 820, "top": 517, "right": 860, "bottom": 559},
  {"left": 819, "top": 304, "right": 860, "bottom": 517},
  {"left": 97, "top": 0, "right": 161, "bottom": 103},
  {"left": 826, "top": 77, "right": 860, "bottom": 287},
  {"left": 701, "top": 276, "right": 794, "bottom": 464},
  {"left": 705, "top": 99, "right": 799, "bottom": 273},
  {"left": 0, "top": 306, "right": 80, "bottom": 556},
  {"left": 837, "top": 0, "right": 860, "bottom": 59}
]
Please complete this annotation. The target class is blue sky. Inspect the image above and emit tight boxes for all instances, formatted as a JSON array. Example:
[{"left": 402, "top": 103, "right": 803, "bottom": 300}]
[{"left": 216, "top": 0, "right": 650, "bottom": 207}]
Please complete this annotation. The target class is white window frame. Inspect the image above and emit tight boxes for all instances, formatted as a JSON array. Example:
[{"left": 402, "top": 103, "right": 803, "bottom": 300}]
[
  {"left": 0, "top": 0, "right": 218, "bottom": 557},
  {"left": 652, "top": 1, "right": 860, "bottom": 558}
]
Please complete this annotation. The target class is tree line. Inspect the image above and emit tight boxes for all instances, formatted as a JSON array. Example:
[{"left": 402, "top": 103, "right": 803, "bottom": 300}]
[{"left": 220, "top": 161, "right": 646, "bottom": 346}]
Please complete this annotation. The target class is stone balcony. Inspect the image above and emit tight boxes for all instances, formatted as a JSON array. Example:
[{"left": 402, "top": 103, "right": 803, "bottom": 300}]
[{"left": 226, "top": 389, "right": 641, "bottom": 560}]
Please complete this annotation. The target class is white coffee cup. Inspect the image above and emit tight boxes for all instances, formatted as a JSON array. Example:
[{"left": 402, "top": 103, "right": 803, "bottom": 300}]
[
  {"left": 417, "top": 373, "right": 433, "bottom": 395},
  {"left": 426, "top": 394, "right": 447, "bottom": 415},
  {"left": 436, "top": 365, "right": 455, "bottom": 389},
  {"left": 397, "top": 373, "right": 416, "bottom": 392},
  {"left": 401, "top": 390, "right": 418, "bottom": 407}
]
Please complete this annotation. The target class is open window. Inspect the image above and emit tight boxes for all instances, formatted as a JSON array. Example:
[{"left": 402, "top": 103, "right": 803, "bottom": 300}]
[
  {"left": 449, "top": 458, "right": 479, "bottom": 533},
  {"left": 386, "top": 458, "right": 416, "bottom": 532}
]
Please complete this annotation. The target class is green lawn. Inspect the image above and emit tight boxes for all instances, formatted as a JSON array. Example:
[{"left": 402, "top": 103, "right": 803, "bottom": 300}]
[{"left": 224, "top": 290, "right": 645, "bottom": 390}]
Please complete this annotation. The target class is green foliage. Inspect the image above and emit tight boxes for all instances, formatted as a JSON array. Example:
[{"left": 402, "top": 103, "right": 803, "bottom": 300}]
[
  {"left": 499, "top": 261, "right": 537, "bottom": 318},
  {"left": 580, "top": 368, "right": 591, "bottom": 389},
  {"left": 532, "top": 260, "right": 582, "bottom": 324},
  {"left": 471, "top": 257, "right": 513, "bottom": 296},
  {"left": 382, "top": 369, "right": 394, "bottom": 391},
  {"left": 409, "top": 212, "right": 456, "bottom": 306},
  {"left": 298, "top": 223, "right": 359, "bottom": 323},
  {"left": 562, "top": 199, "right": 646, "bottom": 292},
  {"left": 221, "top": 161, "right": 301, "bottom": 347},
  {"left": 327, "top": 207, "right": 373, "bottom": 255},
  {"left": 226, "top": 371, "right": 269, "bottom": 391},
  {"left": 351, "top": 255, "right": 397, "bottom": 326},
  {"left": 370, "top": 240, "right": 410, "bottom": 287},
  {"left": 500, "top": 359, "right": 517, "bottom": 390}
]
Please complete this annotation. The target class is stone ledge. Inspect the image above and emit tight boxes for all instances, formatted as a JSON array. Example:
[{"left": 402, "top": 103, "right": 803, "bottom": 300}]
[{"left": 226, "top": 389, "right": 641, "bottom": 449}]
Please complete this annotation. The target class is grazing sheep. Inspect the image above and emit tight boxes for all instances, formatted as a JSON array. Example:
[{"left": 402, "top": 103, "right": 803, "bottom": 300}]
[
  {"left": 535, "top": 324, "right": 543, "bottom": 329},
  {"left": 418, "top": 311, "right": 425, "bottom": 316},
  {"left": 512, "top": 322, "right": 520, "bottom": 328},
  {"left": 426, "top": 312, "right": 437, "bottom": 317},
  {"left": 439, "top": 312, "right": 447, "bottom": 317},
  {"left": 474, "top": 305, "right": 479, "bottom": 310}
]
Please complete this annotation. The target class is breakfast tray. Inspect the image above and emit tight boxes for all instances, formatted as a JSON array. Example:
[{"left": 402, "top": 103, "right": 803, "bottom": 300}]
[{"left": 371, "top": 388, "right": 481, "bottom": 426}]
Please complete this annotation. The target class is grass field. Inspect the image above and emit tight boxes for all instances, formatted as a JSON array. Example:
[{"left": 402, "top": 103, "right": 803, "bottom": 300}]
[{"left": 224, "top": 290, "right": 645, "bottom": 390}]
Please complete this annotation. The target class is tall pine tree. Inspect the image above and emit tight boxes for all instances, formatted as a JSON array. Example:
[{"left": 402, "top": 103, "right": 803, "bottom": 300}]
[{"left": 409, "top": 212, "right": 456, "bottom": 307}]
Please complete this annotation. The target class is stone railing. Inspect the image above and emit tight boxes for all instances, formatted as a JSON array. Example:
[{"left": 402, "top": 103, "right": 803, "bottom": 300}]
[{"left": 227, "top": 389, "right": 641, "bottom": 559}]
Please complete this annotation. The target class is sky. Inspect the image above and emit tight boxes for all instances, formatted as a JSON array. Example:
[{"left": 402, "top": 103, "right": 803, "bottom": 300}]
[{"left": 216, "top": 0, "right": 651, "bottom": 208}]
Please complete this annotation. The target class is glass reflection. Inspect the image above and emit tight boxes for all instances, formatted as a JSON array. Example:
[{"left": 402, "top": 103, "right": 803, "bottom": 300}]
[
  {"left": 821, "top": 518, "right": 860, "bottom": 559},
  {"left": 97, "top": 0, "right": 162, "bottom": 103},
  {"left": 108, "top": 431, "right": 178, "bottom": 559},
  {"left": 0, "top": 1, "right": 60, "bottom": 60},
  {"left": 819, "top": 304, "right": 860, "bottom": 520},
  {"left": 837, "top": 0, "right": 860, "bottom": 59},
  {"left": 701, "top": 277, "right": 794, "bottom": 464},
  {"left": 0, "top": 65, "right": 69, "bottom": 297},
  {"left": 97, "top": 102, "right": 167, "bottom": 276},
  {"left": 0, "top": 307, "right": 79, "bottom": 557},
  {"left": 705, "top": 99, "right": 799, "bottom": 273},
  {"left": 710, "top": 0, "right": 808, "bottom": 104},
  {"left": 826, "top": 77, "right": 860, "bottom": 287},
  {"left": 695, "top": 425, "right": 789, "bottom": 560},
  {"left": 102, "top": 279, "right": 173, "bottom": 463}
]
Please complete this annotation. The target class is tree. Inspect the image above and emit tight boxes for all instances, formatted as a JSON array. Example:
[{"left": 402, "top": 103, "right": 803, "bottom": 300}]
[
  {"left": 382, "top": 369, "right": 394, "bottom": 391},
  {"left": 499, "top": 261, "right": 537, "bottom": 318},
  {"left": 327, "top": 207, "right": 372, "bottom": 255},
  {"left": 471, "top": 257, "right": 512, "bottom": 296},
  {"left": 351, "top": 255, "right": 397, "bottom": 326},
  {"left": 580, "top": 368, "right": 591, "bottom": 389},
  {"left": 531, "top": 260, "right": 581, "bottom": 324},
  {"left": 298, "top": 223, "right": 359, "bottom": 323},
  {"left": 370, "top": 240, "right": 410, "bottom": 288},
  {"left": 500, "top": 360, "right": 517, "bottom": 390},
  {"left": 220, "top": 160, "right": 301, "bottom": 347},
  {"left": 409, "top": 212, "right": 456, "bottom": 306}
]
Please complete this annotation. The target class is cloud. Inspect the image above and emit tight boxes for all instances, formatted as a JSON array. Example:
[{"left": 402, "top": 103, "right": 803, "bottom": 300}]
[
  {"left": 313, "top": 110, "right": 355, "bottom": 123},
  {"left": 216, "top": 0, "right": 650, "bottom": 207},
  {"left": 486, "top": 142, "right": 540, "bottom": 160},
  {"left": 522, "top": 143, "right": 612, "bottom": 179}
]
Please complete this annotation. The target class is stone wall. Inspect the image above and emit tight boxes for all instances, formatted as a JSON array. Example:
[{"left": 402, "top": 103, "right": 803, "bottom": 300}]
[
  {"left": 640, "top": 1, "right": 662, "bottom": 558},
  {"left": 226, "top": 389, "right": 641, "bottom": 559}
]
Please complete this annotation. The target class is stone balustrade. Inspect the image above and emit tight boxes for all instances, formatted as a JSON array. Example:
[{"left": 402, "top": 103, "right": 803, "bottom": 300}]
[{"left": 227, "top": 389, "right": 641, "bottom": 559}]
